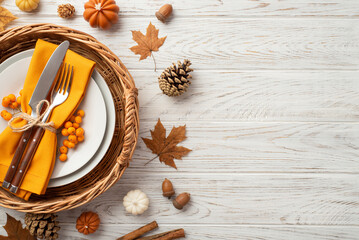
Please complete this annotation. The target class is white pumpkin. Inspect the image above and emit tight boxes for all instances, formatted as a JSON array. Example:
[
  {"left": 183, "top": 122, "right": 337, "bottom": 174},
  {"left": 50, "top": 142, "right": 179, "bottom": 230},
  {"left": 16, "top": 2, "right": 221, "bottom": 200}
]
[{"left": 123, "top": 189, "right": 149, "bottom": 215}]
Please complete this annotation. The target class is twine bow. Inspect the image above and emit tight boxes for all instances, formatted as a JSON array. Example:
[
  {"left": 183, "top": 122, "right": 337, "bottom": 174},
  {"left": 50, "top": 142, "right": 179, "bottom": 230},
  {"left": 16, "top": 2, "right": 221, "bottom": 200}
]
[{"left": 8, "top": 99, "right": 56, "bottom": 133}]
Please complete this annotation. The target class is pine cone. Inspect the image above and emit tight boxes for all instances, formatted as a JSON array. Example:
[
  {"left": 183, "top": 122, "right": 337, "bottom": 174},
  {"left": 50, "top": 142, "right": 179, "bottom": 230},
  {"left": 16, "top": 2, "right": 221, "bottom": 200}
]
[
  {"left": 25, "top": 213, "right": 61, "bottom": 240},
  {"left": 158, "top": 59, "right": 193, "bottom": 97},
  {"left": 57, "top": 4, "right": 75, "bottom": 19}
]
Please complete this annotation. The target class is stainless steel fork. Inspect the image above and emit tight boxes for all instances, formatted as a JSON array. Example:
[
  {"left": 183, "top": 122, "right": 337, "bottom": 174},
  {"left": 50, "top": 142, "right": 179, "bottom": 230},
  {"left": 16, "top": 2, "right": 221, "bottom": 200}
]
[
  {"left": 9, "top": 63, "right": 74, "bottom": 193},
  {"left": 41, "top": 63, "right": 74, "bottom": 124}
]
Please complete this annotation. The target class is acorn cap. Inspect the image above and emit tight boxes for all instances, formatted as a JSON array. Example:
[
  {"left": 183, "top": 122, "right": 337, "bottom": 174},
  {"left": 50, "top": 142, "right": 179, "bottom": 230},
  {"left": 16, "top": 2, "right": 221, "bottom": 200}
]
[
  {"left": 173, "top": 192, "right": 191, "bottom": 210},
  {"left": 163, "top": 190, "right": 175, "bottom": 198}
]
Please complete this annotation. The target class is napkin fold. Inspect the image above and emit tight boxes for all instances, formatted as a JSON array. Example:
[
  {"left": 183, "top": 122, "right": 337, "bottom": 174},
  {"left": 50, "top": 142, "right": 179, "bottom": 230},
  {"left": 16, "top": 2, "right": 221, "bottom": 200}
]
[{"left": 0, "top": 39, "right": 96, "bottom": 200}]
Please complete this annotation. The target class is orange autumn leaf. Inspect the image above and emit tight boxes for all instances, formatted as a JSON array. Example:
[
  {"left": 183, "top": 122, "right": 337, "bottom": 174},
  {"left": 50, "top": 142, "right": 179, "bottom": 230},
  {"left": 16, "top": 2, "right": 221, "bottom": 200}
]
[
  {"left": 0, "top": 6, "right": 17, "bottom": 32},
  {"left": 130, "top": 22, "right": 166, "bottom": 71},
  {"left": 0, "top": 214, "right": 35, "bottom": 240},
  {"left": 142, "top": 119, "right": 191, "bottom": 169}
]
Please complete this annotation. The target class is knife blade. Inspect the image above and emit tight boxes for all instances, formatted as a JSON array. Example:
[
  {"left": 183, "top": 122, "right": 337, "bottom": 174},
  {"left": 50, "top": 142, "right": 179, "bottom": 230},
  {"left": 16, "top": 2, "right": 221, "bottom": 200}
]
[
  {"left": 29, "top": 40, "right": 70, "bottom": 113},
  {"left": 2, "top": 41, "right": 70, "bottom": 190}
]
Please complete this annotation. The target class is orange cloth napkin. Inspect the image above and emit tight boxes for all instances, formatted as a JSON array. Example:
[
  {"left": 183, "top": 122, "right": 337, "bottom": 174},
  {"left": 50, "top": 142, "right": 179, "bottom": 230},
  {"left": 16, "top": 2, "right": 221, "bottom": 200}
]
[{"left": 0, "top": 39, "right": 95, "bottom": 200}]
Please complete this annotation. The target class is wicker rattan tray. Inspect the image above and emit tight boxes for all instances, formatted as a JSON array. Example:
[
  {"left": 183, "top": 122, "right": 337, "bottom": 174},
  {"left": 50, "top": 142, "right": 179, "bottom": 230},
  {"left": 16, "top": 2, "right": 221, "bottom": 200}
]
[{"left": 0, "top": 23, "right": 139, "bottom": 213}]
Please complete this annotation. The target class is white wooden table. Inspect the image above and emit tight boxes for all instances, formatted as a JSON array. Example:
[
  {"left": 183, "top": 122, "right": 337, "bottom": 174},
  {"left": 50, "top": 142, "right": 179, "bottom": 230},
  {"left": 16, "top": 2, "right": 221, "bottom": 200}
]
[{"left": 1, "top": 0, "right": 359, "bottom": 239}]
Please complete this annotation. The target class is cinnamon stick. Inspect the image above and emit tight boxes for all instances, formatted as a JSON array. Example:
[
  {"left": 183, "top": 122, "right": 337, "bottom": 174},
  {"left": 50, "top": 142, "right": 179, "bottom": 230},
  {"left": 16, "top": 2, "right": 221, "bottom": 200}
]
[
  {"left": 137, "top": 228, "right": 185, "bottom": 240},
  {"left": 117, "top": 221, "right": 158, "bottom": 240}
]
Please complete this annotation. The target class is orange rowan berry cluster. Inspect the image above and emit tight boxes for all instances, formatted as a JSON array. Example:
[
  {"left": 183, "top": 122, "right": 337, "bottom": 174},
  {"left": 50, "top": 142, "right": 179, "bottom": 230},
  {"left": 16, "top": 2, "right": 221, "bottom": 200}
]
[
  {"left": 1, "top": 90, "right": 22, "bottom": 121},
  {"left": 59, "top": 109, "right": 85, "bottom": 162},
  {"left": 1, "top": 110, "right": 12, "bottom": 121}
]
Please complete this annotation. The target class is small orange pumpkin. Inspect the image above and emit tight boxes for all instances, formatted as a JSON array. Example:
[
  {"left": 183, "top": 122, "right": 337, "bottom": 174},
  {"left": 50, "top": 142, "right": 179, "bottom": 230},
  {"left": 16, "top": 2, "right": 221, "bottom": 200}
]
[
  {"left": 83, "top": 0, "right": 119, "bottom": 30},
  {"left": 76, "top": 211, "right": 100, "bottom": 235}
]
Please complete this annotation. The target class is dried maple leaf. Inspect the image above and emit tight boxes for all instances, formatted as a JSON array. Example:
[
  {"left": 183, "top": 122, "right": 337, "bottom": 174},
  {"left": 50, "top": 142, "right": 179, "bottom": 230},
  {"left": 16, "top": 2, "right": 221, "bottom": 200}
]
[
  {"left": 130, "top": 22, "right": 166, "bottom": 71},
  {"left": 0, "top": 6, "right": 17, "bottom": 32},
  {"left": 142, "top": 119, "right": 191, "bottom": 169},
  {"left": 0, "top": 213, "right": 35, "bottom": 240}
]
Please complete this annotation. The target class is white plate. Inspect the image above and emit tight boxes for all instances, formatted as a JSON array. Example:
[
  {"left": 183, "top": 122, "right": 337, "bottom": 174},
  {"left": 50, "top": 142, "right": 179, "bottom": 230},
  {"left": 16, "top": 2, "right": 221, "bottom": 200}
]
[
  {"left": 0, "top": 49, "right": 116, "bottom": 187},
  {"left": 49, "top": 71, "right": 116, "bottom": 188},
  {"left": 53, "top": 77, "right": 107, "bottom": 179},
  {"left": 0, "top": 51, "right": 107, "bottom": 179}
]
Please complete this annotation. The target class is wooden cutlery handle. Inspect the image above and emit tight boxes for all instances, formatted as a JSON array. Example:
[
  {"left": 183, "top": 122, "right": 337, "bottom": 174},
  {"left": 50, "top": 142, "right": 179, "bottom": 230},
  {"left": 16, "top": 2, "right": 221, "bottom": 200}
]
[
  {"left": 9, "top": 127, "right": 45, "bottom": 193},
  {"left": 2, "top": 128, "right": 33, "bottom": 189}
]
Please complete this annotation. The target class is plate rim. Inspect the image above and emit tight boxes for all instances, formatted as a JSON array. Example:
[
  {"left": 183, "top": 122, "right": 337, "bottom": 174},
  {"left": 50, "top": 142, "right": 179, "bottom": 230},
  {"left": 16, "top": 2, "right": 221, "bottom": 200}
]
[
  {"left": 50, "top": 70, "right": 116, "bottom": 187},
  {"left": 52, "top": 75, "right": 107, "bottom": 179},
  {"left": 0, "top": 49, "right": 116, "bottom": 188}
]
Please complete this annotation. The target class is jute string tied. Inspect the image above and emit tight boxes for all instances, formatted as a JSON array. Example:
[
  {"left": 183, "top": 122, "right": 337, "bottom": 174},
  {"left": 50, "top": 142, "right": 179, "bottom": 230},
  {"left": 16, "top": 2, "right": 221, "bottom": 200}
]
[{"left": 8, "top": 99, "right": 56, "bottom": 133}]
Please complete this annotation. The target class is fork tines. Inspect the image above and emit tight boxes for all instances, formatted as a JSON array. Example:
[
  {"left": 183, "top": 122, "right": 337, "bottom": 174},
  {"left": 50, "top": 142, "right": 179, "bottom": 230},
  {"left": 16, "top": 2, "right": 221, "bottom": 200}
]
[{"left": 55, "top": 63, "right": 74, "bottom": 95}]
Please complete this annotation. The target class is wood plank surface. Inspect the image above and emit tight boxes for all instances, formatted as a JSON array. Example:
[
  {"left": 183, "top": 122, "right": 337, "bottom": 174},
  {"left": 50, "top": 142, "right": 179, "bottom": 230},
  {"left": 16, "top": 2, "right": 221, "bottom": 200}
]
[
  {"left": 0, "top": 0, "right": 358, "bottom": 239},
  {"left": 57, "top": 225, "right": 359, "bottom": 240},
  {"left": 3, "top": 0, "right": 359, "bottom": 17},
  {"left": 1, "top": 173, "right": 358, "bottom": 226},
  {"left": 133, "top": 70, "right": 359, "bottom": 122},
  {"left": 5, "top": 17, "right": 359, "bottom": 71},
  {"left": 1, "top": 211, "right": 358, "bottom": 240},
  {"left": 43, "top": 172, "right": 359, "bottom": 225},
  {"left": 132, "top": 122, "right": 359, "bottom": 174}
]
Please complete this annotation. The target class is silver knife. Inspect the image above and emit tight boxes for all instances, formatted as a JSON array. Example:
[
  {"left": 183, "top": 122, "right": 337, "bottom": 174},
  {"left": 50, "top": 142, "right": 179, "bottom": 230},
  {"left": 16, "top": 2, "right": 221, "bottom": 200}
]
[
  {"left": 29, "top": 40, "right": 70, "bottom": 115},
  {"left": 2, "top": 41, "right": 70, "bottom": 189}
]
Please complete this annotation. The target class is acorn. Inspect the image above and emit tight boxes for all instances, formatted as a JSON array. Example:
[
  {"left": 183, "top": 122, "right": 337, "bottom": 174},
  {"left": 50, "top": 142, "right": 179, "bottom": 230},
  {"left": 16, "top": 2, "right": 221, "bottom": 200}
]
[
  {"left": 155, "top": 4, "right": 173, "bottom": 23},
  {"left": 173, "top": 192, "right": 190, "bottom": 210},
  {"left": 162, "top": 178, "right": 175, "bottom": 198}
]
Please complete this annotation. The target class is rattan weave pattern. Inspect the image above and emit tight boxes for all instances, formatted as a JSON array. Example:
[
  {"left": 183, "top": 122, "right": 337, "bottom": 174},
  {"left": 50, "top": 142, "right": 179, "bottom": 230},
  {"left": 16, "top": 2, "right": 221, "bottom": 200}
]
[{"left": 0, "top": 23, "right": 139, "bottom": 213}]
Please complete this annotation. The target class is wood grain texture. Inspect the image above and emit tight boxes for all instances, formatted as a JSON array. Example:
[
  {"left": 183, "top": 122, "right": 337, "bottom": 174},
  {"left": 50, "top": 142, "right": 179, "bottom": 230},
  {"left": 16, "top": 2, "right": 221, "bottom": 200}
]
[
  {"left": 44, "top": 172, "right": 359, "bottom": 225},
  {"left": 0, "top": 213, "right": 358, "bottom": 240},
  {"left": 2, "top": 173, "right": 358, "bottom": 226},
  {"left": 2, "top": 0, "right": 359, "bottom": 17},
  {"left": 0, "top": 0, "right": 358, "bottom": 239},
  {"left": 133, "top": 70, "right": 359, "bottom": 122},
  {"left": 56, "top": 225, "right": 359, "bottom": 240},
  {"left": 132, "top": 122, "right": 359, "bottom": 174},
  {"left": 5, "top": 17, "right": 359, "bottom": 70}
]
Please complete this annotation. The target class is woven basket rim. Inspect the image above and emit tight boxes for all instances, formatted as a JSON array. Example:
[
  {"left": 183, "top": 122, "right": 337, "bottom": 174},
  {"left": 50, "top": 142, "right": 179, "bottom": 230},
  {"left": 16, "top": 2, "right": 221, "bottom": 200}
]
[{"left": 0, "top": 23, "right": 139, "bottom": 213}]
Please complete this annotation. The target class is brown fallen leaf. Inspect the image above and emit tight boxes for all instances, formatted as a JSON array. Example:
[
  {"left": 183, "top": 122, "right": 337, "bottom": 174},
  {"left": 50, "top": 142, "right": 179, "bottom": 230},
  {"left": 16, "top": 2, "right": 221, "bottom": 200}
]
[
  {"left": 142, "top": 119, "right": 191, "bottom": 169},
  {"left": 0, "top": 213, "right": 35, "bottom": 240},
  {"left": 130, "top": 22, "right": 166, "bottom": 71},
  {"left": 0, "top": 6, "right": 17, "bottom": 32}
]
